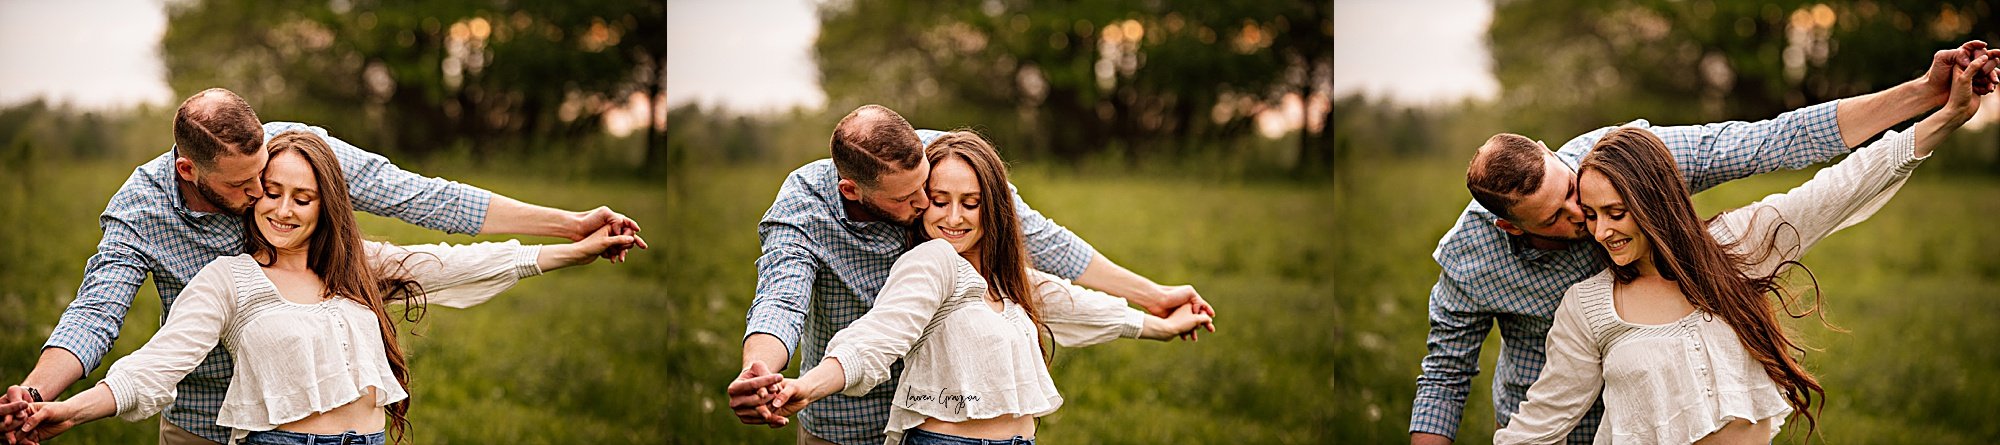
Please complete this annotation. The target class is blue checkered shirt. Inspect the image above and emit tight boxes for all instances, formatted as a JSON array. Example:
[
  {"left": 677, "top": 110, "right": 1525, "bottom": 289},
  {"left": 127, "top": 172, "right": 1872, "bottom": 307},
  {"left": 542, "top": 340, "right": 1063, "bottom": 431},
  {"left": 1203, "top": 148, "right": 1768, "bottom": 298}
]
[
  {"left": 1410, "top": 101, "right": 1852, "bottom": 442},
  {"left": 746, "top": 130, "right": 1098, "bottom": 445},
  {"left": 42, "top": 121, "right": 492, "bottom": 442}
]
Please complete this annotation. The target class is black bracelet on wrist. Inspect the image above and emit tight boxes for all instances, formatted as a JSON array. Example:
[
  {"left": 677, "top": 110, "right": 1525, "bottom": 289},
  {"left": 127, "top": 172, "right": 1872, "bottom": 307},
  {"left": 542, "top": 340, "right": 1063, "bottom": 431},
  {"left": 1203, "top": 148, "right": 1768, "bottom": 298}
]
[{"left": 24, "top": 386, "right": 41, "bottom": 403}]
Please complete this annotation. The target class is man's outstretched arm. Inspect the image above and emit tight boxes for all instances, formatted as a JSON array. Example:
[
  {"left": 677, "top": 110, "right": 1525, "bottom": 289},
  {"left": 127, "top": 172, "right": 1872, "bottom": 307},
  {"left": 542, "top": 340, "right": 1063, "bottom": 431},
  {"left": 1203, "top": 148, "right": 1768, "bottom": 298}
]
[
  {"left": 271, "top": 122, "right": 647, "bottom": 260},
  {"left": 1834, "top": 41, "right": 1996, "bottom": 148}
]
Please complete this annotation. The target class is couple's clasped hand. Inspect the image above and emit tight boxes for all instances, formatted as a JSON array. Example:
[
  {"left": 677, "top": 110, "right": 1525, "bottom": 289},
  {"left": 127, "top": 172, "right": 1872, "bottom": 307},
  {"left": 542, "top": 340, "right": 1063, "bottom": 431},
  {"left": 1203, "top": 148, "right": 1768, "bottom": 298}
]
[
  {"left": 728, "top": 362, "right": 793, "bottom": 428},
  {"left": 0, "top": 385, "right": 78, "bottom": 445},
  {"left": 1144, "top": 284, "right": 1217, "bottom": 341},
  {"left": 724, "top": 294, "right": 1217, "bottom": 428}
]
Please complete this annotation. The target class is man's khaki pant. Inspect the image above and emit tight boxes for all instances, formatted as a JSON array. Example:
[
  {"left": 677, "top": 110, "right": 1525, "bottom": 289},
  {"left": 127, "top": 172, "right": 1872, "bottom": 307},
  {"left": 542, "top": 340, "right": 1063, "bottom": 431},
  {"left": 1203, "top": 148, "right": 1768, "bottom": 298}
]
[
  {"left": 798, "top": 427, "right": 839, "bottom": 445},
  {"left": 159, "top": 419, "right": 221, "bottom": 445}
]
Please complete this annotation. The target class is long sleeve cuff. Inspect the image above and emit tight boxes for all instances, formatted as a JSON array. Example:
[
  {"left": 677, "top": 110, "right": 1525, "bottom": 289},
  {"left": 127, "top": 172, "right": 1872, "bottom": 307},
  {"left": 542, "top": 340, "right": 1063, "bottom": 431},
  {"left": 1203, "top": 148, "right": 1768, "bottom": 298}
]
[
  {"left": 1409, "top": 396, "right": 1464, "bottom": 439},
  {"left": 102, "top": 376, "right": 150, "bottom": 422},
  {"left": 512, "top": 244, "right": 544, "bottom": 278},
  {"left": 822, "top": 346, "right": 874, "bottom": 397},
  {"left": 1118, "top": 308, "right": 1144, "bottom": 339},
  {"left": 42, "top": 327, "right": 112, "bottom": 375}
]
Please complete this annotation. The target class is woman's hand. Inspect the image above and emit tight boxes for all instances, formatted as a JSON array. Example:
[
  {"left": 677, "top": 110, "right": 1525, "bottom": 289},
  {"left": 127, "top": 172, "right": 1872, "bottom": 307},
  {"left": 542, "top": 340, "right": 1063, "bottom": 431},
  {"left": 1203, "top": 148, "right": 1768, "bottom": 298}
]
[
  {"left": 767, "top": 379, "right": 812, "bottom": 421},
  {"left": 538, "top": 223, "right": 645, "bottom": 272},
  {"left": 765, "top": 358, "right": 848, "bottom": 424},
  {"left": 15, "top": 401, "right": 83, "bottom": 444},
  {"left": 1140, "top": 303, "right": 1215, "bottom": 341},
  {"left": 1916, "top": 51, "right": 1994, "bottom": 156}
]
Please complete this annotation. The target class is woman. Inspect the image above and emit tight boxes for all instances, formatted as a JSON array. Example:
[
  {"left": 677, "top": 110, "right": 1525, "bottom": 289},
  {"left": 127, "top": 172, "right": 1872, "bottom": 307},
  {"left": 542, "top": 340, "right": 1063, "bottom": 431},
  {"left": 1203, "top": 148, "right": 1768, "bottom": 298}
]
[
  {"left": 15, "top": 130, "right": 638, "bottom": 444},
  {"left": 1494, "top": 53, "right": 1989, "bottom": 444},
  {"left": 765, "top": 131, "right": 1212, "bottom": 445}
]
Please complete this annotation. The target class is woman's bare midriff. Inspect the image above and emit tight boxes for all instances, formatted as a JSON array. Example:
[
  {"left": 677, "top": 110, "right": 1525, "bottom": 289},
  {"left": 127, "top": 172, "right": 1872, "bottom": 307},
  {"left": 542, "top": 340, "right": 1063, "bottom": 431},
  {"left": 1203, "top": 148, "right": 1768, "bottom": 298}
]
[
  {"left": 275, "top": 387, "right": 388, "bottom": 435},
  {"left": 1693, "top": 417, "right": 1774, "bottom": 444},
  {"left": 917, "top": 414, "right": 1034, "bottom": 440}
]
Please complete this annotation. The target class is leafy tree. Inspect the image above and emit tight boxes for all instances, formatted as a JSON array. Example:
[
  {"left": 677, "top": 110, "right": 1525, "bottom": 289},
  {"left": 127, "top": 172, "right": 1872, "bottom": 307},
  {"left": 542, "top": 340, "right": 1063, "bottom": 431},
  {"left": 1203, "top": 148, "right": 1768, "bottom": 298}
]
[
  {"left": 814, "top": 0, "right": 1329, "bottom": 165},
  {"left": 160, "top": 0, "right": 664, "bottom": 155},
  {"left": 1489, "top": 0, "right": 1996, "bottom": 139}
]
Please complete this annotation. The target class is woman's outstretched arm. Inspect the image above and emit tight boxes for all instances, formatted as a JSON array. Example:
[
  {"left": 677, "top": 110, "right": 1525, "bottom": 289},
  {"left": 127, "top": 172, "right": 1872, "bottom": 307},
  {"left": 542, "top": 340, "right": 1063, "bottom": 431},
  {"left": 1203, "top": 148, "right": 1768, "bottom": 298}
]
[
  {"left": 20, "top": 260, "right": 240, "bottom": 442},
  {"left": 370, "top": 223, "right": 640, "bottom": 308}
]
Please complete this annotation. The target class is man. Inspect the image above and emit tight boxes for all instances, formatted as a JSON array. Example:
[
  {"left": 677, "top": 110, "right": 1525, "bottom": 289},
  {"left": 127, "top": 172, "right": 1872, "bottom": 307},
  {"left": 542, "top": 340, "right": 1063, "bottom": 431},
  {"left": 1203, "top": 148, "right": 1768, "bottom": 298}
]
[
  {"left": 0, "top": 88, "right": 646, "bottom": 445},
  {"left": 1410, "top": 42, "right": 2000, "bottom": 444},
  {"left": 725, "top": 105, "right": 1214, "bottom": 444}
]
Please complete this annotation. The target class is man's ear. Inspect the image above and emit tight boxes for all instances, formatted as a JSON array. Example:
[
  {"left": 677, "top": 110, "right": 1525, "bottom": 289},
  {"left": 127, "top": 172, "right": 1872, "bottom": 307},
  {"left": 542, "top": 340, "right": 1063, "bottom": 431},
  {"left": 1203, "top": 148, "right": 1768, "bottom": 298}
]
[
  {"left": 1494, "top": 218, "right": 1526, "bottom": 236},
  {"left": 174, "top": 157, "right": 200, "bottom": 183},
  {"left": 837, "top": 178, "right": 863, "bottom": 202}
]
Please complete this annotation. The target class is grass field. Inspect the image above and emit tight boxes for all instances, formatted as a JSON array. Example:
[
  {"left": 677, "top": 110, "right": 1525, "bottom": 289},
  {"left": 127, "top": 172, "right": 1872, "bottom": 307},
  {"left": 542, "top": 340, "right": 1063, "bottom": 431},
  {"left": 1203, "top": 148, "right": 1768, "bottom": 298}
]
[
  {"left": 1331, "top": 152, "right": 2000, "bottom": 444},
  {"left": 0, "top": 154, "right": 1334, "bottom": 443}
]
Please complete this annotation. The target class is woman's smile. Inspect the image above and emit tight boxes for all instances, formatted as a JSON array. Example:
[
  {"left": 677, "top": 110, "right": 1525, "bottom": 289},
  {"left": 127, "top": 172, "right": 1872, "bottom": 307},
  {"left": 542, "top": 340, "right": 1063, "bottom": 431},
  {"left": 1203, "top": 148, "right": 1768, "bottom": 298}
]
[
  {"left": 934, "top": 226, "right": 971, "bottom": 240},
  {"left": 266, "top": 216, "right": 301, "bottom": 234}
]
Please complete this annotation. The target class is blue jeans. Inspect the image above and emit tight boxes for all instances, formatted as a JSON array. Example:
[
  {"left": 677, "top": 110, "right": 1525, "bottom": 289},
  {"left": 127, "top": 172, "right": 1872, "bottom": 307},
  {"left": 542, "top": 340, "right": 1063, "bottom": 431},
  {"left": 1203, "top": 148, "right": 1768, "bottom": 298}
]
[
  {"left": 903, "top": 428, "right": 1035, "bottom": 445},
  {"left": 240, "top": 429, "right": 387, "bottom": 445}
]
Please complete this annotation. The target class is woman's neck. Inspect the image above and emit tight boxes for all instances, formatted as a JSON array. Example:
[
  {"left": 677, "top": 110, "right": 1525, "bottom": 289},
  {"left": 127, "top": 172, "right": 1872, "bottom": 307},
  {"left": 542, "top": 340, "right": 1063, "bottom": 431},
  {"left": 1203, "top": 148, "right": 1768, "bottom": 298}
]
[
  {"left": 1632, "top": 252, "right": 1661, "bottom": 278},
  {"left": 264, "top": 246, "right": 311, "bottom": 271}
]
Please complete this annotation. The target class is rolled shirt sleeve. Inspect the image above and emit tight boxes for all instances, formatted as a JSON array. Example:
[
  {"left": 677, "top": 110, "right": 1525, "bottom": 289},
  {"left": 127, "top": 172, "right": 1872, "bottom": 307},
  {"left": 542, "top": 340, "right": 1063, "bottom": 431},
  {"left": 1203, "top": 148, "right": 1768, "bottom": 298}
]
[
  {"left": 102, "top": 260, "right": 236, "bottom": 421},
  {"left": 45, "top": 205, "right": 154, "bottom": 372},
  {"left": 1410, "top": 272, "right": 1495, "bottom": 439}
]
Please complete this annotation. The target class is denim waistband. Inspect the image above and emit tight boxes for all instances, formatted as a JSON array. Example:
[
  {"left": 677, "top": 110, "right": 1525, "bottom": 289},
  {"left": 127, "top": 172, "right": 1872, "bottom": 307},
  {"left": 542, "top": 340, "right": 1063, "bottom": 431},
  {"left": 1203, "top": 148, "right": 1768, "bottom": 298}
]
[
  {"left": 240, "top": 429, "right": 388, "bottom": 445},
  {"left": 903, "top": 427, "right": 1035, "bottom": 445}
]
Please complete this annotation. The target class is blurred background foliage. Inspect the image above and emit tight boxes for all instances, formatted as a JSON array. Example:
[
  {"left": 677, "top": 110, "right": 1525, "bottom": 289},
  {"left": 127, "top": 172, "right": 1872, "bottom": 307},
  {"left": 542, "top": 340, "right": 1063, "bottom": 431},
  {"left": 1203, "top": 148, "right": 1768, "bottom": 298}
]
[
  {"left": 161, "top": 0, "right": 665, "bottom": 163},
  {"left": 1334, "top": 0, "right": 2000, "bottom": 443},
  {"left": 1488, "top": 0, "right": 1996, "bottom": 144},
  {"left": 671, "top": 0, "right": 1333, "bottom": 175}
]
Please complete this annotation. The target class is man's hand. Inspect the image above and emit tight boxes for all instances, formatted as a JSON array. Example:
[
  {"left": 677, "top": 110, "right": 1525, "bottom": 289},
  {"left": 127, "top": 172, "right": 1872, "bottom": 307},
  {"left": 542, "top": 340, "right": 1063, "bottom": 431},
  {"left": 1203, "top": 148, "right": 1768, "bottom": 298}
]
[
  {"left": 1917, "top": 51, "right": 1994, "bottom": 156},
  {"left": 1, "top": 386, "right": 33, "bottom": 445},
  {"left": 573, "top": 207, "right": 648, "bottom": 262},
  {"left": 1140, "top": 303, "right": 1216, "bottom": 341},
  {"left": 1922, "top": 41, "right": 2000, "bottom": 101},
  {"left": 727, "top": 362, "right": 786, "bottom": 427},
  {"left": 1142, "top": 285, "right": 1216, "bottom": 341}
]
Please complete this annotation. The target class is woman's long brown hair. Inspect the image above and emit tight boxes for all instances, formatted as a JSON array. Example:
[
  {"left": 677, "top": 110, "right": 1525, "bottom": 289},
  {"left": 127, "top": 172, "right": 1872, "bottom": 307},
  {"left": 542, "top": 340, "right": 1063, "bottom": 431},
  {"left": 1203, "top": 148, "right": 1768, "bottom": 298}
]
[
  {"left": 920, "top": 131, "right": 1050, "bottom": 357},
  {"left": 1580, "top": 127, "right": 1831, "bottom": 441},
  {"left": 240, "top": 130, "right": 430, "bottom": 444}
]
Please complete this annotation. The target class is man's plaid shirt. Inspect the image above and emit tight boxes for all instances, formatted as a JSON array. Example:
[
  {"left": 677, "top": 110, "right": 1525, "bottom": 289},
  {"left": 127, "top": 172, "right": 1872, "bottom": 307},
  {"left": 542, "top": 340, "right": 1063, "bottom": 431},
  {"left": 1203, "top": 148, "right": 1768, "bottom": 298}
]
[
  {"left": 746, "top": 130, "right": 1099, "bottom": 444},
  {"left": 1411, "top": 101, "right": 1851, "bottom": 442}
]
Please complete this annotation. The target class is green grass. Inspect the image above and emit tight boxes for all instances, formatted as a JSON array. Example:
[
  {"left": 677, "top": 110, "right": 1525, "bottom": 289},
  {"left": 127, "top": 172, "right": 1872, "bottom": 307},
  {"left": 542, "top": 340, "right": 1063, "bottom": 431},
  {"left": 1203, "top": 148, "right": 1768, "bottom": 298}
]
[
  {"left": 1332, "top": 153, "right": 2000, "bottom": 444},
  {"left": 0, "top": 155, "right": 1334, "bottom": 443}
]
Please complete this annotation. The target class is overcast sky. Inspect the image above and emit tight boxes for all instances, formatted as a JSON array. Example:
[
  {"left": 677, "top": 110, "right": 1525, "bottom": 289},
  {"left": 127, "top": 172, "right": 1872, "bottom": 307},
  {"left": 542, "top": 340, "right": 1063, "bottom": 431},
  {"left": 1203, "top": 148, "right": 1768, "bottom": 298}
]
[
  {"left": 0, "top": 0, "right": 175, "bottom": 109},
  {"left": 667, "top": 0, "right": 826, "bottom": 113},
  {"left": 1334, "top": 0, "right": 1502, "bottom": 105}
]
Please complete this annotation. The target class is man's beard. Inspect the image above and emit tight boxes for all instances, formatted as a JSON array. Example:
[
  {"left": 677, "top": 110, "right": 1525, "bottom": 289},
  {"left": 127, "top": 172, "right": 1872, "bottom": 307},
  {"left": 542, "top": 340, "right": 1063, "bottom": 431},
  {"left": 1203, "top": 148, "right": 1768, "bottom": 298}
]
[
  {"left": 195, "top": 178, "right": 252, "bottom": 215},
  {"left": 1525, "top": 227, "right": 1592, "bottom": 245},
  {"left": 856, "top": 198, "right": 919, "bottom": 226}
]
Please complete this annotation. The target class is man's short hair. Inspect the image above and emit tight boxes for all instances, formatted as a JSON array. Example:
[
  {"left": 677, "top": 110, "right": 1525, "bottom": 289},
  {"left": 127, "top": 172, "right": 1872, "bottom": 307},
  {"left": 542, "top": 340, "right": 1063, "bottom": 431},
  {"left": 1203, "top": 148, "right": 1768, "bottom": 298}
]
[
  {"left": 1466, "top": 133, "right": 1549, "bottom": 221},
  {"left": 829, "top": 104, "right": 924, "bottom": 186},
  {"left": 173, "top": 88, "right": 264, "bottom": 168}
]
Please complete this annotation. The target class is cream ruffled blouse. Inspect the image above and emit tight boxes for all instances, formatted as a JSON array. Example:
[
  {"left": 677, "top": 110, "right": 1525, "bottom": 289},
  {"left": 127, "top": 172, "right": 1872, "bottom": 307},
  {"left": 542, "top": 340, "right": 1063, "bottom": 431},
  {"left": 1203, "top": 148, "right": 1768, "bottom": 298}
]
[
  {"left": 102, "top": 241, "right": 542, "bottom": 444},
  {"left": 1496, "top": 128, "right": 1926, "bottom": 444},
  {"left": 823, "top": 239, "right": 1145, "bottom": 445}
]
